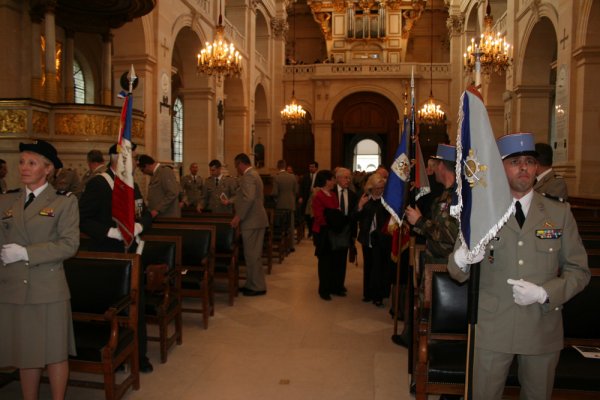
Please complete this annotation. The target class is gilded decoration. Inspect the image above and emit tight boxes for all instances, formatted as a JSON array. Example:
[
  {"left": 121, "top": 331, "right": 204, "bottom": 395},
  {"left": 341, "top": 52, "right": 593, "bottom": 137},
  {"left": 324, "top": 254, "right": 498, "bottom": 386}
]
[
  {"left": 32, "top": 111, "right": 49, "bottom": 134},
  {"left": 55, "top": 113, "right": 144, "bottom": 138},
  {"left": 446, "top": 14, "right": 465, "bottom": 36},
  {"left": 0, "top": 110, "right": 27, "bottom": 134},
  {"left": 271, "top": 17, "right": 289, "bottom": 39}
]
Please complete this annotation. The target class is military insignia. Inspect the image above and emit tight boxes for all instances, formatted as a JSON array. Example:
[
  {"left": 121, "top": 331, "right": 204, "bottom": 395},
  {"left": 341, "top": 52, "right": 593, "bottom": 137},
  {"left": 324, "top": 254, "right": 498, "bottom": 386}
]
[
  {"left": 462, "top": 148, "right": 488, "bottom": 188},
  {"left": 2, "top": 209, "right": 13, "bottom": 219},
  {"left": 391, "top": 153, "right": 410, "bottom": 182},
  {"left": 39, "top": 208, "right": 55, "bottom": 217},
  {"left": 535, "top": 229, "right": 562, "bottom": 239},
  {"left": 56, "top": 190, "right": 72, "bottom": 197},
  {"left": 543, "top": 221, "right": 554, "bottom": 228}
]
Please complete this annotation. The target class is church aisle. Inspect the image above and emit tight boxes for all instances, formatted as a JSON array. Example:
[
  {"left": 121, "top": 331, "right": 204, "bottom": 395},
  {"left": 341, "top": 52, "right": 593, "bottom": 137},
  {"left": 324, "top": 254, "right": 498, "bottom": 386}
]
[{"left": 1, "top": 238, "right": 417, "bottom": 400}]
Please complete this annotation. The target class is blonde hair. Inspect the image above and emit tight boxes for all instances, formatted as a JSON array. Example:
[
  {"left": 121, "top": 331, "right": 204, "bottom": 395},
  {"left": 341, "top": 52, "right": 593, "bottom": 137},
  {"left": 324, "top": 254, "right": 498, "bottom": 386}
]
[{"left": 364, "top": 172, "right": 386, "bottom": 193}]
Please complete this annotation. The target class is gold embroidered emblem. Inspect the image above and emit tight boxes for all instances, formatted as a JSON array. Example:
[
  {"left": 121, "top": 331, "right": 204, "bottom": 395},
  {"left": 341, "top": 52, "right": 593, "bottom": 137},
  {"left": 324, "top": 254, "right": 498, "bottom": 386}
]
[{"left": 463, "top": 148, "right": 488, "bottom": 188}]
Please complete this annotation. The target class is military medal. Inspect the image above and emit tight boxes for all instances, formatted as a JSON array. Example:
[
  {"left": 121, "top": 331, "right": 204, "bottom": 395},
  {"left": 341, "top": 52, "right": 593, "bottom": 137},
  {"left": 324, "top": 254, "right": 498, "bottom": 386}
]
[{"left": 39, "top": 208, "right": 55, "bottom": 217}]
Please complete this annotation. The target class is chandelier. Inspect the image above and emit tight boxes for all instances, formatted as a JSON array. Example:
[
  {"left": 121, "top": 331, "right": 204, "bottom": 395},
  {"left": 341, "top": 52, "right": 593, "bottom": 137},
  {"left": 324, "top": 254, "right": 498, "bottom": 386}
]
[
  {"left": 463, "top": 0, "right": 512, "bottom": 76},
  {"left": 281, "top": 5, "right": 306, "bottom": 126},
  {"left": 418, "top": 0, "right": 445, "bottom": 125},
  {"left": 197, "top": 4, "right": 241, "bottom": 78}
]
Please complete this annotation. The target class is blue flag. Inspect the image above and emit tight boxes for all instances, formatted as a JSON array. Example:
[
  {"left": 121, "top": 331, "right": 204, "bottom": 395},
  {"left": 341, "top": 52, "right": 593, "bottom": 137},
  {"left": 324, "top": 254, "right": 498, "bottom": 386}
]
[
  {"left": 382, "top": 117, "right": 410, "bottom": 225},
  {"left": 451, "top": 88, "right": 513, "bottom": 258}
]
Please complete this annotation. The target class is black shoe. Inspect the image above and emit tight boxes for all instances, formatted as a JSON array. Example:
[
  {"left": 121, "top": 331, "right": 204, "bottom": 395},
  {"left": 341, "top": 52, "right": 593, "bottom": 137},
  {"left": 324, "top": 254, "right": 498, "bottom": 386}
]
[
  {"left": 319, "top": 293, "right": 332, "bottom": 301},
  {"left": 373, "top": 300, "right": 384, "bottom": 308},
  {"left": 242, "top": 289, "right": 267, "bottom": 296},
  {"left": 332, "top": 291, "right": 347, "bottom": 297},
  {"left": 140, "top": 358, "right": 153, "bottom": 373}
]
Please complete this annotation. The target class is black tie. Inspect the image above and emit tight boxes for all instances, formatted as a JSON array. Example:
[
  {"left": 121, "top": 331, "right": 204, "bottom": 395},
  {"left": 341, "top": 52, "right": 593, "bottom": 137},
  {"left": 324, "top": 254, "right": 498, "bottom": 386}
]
[
  {"left": 515, "top": 201, "right": 525, "bottom": 228},
  {"left": 24, "top": 193, "right": 35, "bottom": 209},
  {"left": 215, "top": 177, "right": 219, "bottom": 186},
  {"left": 340, "top": 189, "right": 346, "bottom": 215},
  {"left": 193, "top": 176, "right": 196, "bottom": 183}
]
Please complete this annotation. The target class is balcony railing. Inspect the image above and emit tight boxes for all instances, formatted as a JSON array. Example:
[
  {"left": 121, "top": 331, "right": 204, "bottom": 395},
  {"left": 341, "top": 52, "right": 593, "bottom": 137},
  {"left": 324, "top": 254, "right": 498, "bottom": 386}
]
[{"left": 282, "top": 62, "right": 451, "bottom": 81}]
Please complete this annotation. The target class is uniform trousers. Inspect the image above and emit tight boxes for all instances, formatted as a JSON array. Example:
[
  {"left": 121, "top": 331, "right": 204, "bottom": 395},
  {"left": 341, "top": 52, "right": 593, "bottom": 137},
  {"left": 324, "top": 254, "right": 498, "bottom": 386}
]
[
  {"left": 241, "top": 227, "right": 266, "bottom": 291},
  {"left": 473, "top": 347, "right": 560, "bottom": 400}
]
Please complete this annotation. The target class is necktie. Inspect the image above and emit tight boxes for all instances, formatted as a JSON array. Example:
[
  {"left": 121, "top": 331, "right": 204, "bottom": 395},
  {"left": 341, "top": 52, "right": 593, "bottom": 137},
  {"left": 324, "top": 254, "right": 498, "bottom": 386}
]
[
  {"left": 515, "top": 201, "right": 525, "bottom": 228},
  {"left": 340, "top": 189, "right": 346, "bottom": 215},
  {"left": 193, "top": 176, "right": 196, "bottom": 183},
  {"left": 24, "top": 193, "right": 35, "bottom": 209},
  {"left": 215, "top": 177, "right": 219, "bottom": 186}
]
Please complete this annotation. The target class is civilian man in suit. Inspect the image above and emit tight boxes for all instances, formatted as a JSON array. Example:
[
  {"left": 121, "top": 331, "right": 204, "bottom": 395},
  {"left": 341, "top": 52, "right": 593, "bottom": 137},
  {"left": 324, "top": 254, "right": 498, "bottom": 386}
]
[
  {"left": 299, "top": 161, "right": 319, "bottom": 237},
  {"left": 79, "top": 143, "right": 154, "bottom": 373},
  {"left": 331, "top": 167, "right": 358, "bottom": 296},
  {"left": 448, "top": 133, "right": 589, "bottom": 400},
  {"left": 534, "top": 142, "right": 568, "bottom": 200},
  {"left": 137, "top": 154, "right": 181, "bottom": 218},
  {"left": 180, "top": 162, "right": 203, "bottom": 208},
  {"left": 230, "top": 153, "right": 269, "bottom": 296},
  {"left": 75, "top": 149, "right": 106, "bottom": 198},
  {"left": 271, "top": 159, "right": 298, "bottom": 252},
  {"left": 199, "top": 159, "right": 237, "bottom": 213}
]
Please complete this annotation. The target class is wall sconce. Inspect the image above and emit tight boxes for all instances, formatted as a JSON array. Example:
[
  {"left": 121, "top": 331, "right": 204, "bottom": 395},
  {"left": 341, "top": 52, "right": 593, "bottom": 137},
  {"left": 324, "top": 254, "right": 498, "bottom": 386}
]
[{"left": 159, "top": 95, "right": 171, "bottom": 115}]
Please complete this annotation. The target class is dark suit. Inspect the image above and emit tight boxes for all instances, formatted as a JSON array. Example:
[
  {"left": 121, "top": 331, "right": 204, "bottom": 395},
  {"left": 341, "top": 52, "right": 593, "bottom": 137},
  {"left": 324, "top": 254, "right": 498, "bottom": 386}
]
[
  {"left": 79, "top": 169, "right": 153, "bottom": 365},
  {"left": 448, "top": 192, "right": 589, "bottom": 399},
  {"left": 331, "top": 185, "right": 358, "bottom": 293}
]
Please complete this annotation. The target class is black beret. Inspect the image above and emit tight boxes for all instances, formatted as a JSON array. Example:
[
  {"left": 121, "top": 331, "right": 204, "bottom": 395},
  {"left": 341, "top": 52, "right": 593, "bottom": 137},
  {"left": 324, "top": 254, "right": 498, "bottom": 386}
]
[
  {"left": 19, "top": 140, "right": 63, "bottom": 169},
  {"left": 108, "top": 142, "right": 137, "bottom": 155}
]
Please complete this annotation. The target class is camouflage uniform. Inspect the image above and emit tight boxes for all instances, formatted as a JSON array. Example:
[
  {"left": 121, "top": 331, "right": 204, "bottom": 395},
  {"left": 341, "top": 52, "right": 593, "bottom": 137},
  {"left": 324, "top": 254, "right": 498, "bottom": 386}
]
[{"left": 412, "top": 186, "right": 459, "bottom": 264}]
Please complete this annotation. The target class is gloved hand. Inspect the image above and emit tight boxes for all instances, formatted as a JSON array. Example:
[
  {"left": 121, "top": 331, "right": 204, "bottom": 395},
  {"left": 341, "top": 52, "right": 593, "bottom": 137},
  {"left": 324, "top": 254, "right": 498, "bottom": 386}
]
[
  {"left": 107, "top": 227, "right": 124, "bottom": 241},
  {"left": 507, "top": 278, "right": 548, "bottom": 305},
  {"left": 134, "top": 222, "right": 143, "bottom": 236},
  {"left": 1, "top": 243, "right": 29, "bottom": 264},
  {"left": 452, "top": 245, "right": 485, "bottom": 273}
]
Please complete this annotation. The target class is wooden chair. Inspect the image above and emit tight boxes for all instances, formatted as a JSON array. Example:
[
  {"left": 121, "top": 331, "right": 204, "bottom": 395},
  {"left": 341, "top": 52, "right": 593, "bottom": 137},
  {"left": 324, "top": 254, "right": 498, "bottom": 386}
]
[
  {"left": 144, "top": 224, "right": 215, "bottom": 329},
  {"left": 140, "top": 235, "right": 183, "bottom": 363},
  {"left": 64, "top": 252, "right": 141, "bottom": 400}
]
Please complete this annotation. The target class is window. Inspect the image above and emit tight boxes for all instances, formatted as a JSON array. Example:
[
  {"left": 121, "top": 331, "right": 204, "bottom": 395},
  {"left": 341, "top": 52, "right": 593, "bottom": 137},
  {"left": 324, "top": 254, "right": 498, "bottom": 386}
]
[
  {"left": 73, "top": 59, "right": 85, "bottom": 104},
  {"left": 172, "top": 97, "right": 183, "bottom": 163},
  {"left": 353, "top": 139, "right": 381, "bottom": 172}
]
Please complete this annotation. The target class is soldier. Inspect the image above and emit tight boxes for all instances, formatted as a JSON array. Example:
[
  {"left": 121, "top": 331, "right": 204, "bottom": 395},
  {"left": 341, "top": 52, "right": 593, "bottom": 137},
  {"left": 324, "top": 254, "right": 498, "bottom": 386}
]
[
  {"left": 405, "top": 144, "right": 459, "bottom": 264},
  {"left": 75, "top": 149, "right": 105, "bottom": 198},
  {"left": 137, "top": 154, "right": 181, "bottom": 218},
  {"left": 180, "top": 162, "right": 203, "bottom": 208},
  {"left": 449, "top": 133, "right": 589, "bottom": 399},
  {"left": 49, "top": 165, "right": 81, "bottom": 194},
  {"left": 534, "top": 142, "right": 568, "bottom": 200},
  {"left": 271, "top": 160, "right": 298, "bottom": 252},
  {"left": 199, "top": 159, "right": 237, "bottom": 214}
]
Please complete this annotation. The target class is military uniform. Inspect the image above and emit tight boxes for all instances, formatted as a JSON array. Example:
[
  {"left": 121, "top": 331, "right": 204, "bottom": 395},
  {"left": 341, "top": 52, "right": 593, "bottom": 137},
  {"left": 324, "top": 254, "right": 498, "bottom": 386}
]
[
  {"left": 272, "top": 170, "right": 298, "bottom": 248},
  {"left": 534, "top": 169, "right": 568, "bottom": 200},
  {"left": 75, "top": 164, "right": 106, "bottom": 198},
  {"left": 0, "top": 185, "right": 79, "bottom": 368},
  {"left": 448, "top": 192, "right": 589, "bottom": 399},
  {"left": 180, "top": 174, "right": 203, "bottom": 207},
  {"left": 147, "top": 164, "right": 180, "bottom": 217},
  {"left": 413, "top": 186, "right": 459, "bottom": 263},
  {"left": 50, "top": 168, "right": 81, "bottom": 194},
  {"left": 202, "top": 174, "right": 237, "bottom": 213}
]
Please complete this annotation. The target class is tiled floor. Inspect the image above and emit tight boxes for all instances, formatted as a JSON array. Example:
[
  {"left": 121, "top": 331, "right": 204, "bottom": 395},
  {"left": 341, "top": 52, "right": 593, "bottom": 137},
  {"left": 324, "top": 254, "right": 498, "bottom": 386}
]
[{"left": 1, "top": 238, "right": 420, "bottom": 399}]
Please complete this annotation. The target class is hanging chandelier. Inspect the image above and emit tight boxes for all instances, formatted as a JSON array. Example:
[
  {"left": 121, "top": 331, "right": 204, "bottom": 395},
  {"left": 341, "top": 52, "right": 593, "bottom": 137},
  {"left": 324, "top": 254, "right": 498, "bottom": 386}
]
[
  {"left": 197, "top": 5, "right": 242, "bottom": 78},
  {"left": 281, "top": 5, "right": 306, "bottom": 126},
  {"left": 463, "top": 0, "right": 512, "bottom": 76},
  {"left": 418, "top": 1, "right": 445, "bottom": 125}
]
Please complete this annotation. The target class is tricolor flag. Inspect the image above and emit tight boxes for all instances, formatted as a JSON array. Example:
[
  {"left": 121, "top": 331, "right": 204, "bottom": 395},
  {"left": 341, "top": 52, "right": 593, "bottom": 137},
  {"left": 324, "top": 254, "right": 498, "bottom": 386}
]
[
  {"left": 414, "top": 137, "right": 430, "bottom": 201},
  {"left": 382, "top": 117, "right": 410, "bottom": 225},
  {"left": 111, "top": 66, "right": 137, "bottom": 249},
  {"left": 451, "top": 88, "right": 513, "bottom": 258}
]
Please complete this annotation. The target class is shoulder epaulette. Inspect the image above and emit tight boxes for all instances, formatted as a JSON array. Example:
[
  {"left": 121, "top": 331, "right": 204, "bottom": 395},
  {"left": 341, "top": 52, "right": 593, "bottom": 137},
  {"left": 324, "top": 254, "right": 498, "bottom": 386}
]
[
  {"left": 541, "top": 192, "right": 565, "bottom": 203},
  {"left": 4, "top": 188, "right": 21, "bottom": 194},
  {"left": 56, "top": 190, "right": 73, "bottom": 197}
]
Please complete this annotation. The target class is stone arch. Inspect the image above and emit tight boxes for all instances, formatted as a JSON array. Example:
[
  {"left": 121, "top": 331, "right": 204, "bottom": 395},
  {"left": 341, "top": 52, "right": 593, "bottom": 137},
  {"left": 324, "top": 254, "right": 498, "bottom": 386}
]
[
  {"left": 322, "top": 84, "right": 404, "bottom": 123},
  {"left": 255, "top": 9, "right": 270, "bottom": 61}
]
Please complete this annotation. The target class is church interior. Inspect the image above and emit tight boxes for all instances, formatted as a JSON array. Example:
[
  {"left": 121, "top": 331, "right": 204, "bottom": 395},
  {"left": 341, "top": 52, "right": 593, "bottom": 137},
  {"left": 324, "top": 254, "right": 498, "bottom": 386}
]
[{"left": 1, "top": 0, "right": 600, "bottom": 399}]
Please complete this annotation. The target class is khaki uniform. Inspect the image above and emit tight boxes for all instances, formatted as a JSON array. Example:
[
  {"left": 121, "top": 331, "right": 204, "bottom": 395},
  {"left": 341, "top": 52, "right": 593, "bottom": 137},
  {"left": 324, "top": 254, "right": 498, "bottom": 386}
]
[
  {"left": 534, "top": 170, "right": 568, "bottom": 200},
  {"left": 413, "top": 187, "right": 459, "bottom": 264},
  {"left": 181, "top": 174, "right": 203, "bottom": 207},
  {"left": 147, "top": 164, "right": 180, "bottom": 217},
  {"left": 50, "top": 168, "right": 81, "bottom": 194},
  {"left": 76, "top": 164, "right": 106, "bottom": 198},
  {"left": 202, "top": 175, "right": 237, "bottom": 213}
]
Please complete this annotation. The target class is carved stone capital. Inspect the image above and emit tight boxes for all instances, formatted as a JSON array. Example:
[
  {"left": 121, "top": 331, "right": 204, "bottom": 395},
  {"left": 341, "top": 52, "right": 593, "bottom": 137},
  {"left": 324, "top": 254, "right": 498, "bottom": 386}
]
[
  {"left": 446, "top": 13, "right": 465, "bottom": 36},
  {"left": 271, "top": 17, "right": 289, "bottom": 39}
]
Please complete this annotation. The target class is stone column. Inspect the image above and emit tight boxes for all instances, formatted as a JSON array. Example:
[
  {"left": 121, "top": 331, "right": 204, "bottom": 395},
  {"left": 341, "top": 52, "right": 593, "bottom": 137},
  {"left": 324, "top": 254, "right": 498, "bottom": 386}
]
[
  {"left": 446, "top": 12, "right": 465, "bottom": 140},
  {"left": 312, "top": 119, "right": 333, "bottom": 168},
  {"left": 102, "top": 33, "right": 113, "bottom": 105},
  {"left": 64, "top": 30, "right": 75, "bottom": 103},
  {"left": 43, "top": 3, "right": 57, "bottom": 103},
  {"left": 180, "top": 86, "right": 216, "bottom": 169},
  {"left": 31, "top": 15, "right": 43, "bottom": 100}
]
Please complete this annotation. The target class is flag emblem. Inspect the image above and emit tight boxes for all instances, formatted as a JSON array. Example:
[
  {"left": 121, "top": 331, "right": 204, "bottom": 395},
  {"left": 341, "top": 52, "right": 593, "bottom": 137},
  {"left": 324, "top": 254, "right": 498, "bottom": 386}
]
[
  {"left": 391, "top": 153, "right": 410, "bottom": 182},
  {"left": 463, "top": 148, "right": 488, "bottom": 188}
]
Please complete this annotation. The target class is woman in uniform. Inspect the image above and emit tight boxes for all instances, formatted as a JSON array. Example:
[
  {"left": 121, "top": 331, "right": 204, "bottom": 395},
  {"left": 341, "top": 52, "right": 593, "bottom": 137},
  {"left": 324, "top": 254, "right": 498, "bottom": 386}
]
[{"left": 0, "top": 140, "right": 79, "bottom": 399}]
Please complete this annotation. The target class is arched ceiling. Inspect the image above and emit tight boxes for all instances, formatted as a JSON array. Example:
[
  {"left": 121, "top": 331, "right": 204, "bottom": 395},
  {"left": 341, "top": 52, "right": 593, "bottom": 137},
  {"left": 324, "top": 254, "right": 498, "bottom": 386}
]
[{"left": 30, "top": 0, "right": 155, "bottom": 34}]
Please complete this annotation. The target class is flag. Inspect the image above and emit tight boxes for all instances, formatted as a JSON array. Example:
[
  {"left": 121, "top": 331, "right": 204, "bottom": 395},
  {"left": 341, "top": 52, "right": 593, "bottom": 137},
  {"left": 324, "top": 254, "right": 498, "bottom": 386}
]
[
  {"left": 451, "top": 88, "right": 513, "bottom": 258},
  {"left": 111, "top": 84, "right": 136, "bottom": 249},
  {"left": 414, "top": 138, "right": 430, "bottom": 201},
  {"left": 382, "top": 117, "right": 410, "bottom": 225}
]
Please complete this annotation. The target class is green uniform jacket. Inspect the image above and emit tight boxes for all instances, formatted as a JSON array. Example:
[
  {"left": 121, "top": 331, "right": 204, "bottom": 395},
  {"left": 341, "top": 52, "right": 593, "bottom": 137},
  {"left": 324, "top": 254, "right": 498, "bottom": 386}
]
[
  {"left": 448, "top": 192, "right": 590, "bottom": 355},
  {"left": 0, "top": 187, "right": 80, "bottom": 304}
]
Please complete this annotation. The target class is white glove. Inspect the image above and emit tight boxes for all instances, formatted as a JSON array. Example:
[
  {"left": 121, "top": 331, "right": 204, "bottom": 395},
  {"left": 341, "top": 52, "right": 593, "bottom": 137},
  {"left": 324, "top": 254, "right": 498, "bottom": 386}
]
[
  {"left": 453, "top": 245, "right": 485, "bottom": 273},
  {"left": 1, "top": 244, "right": 29, "bottom": 264},
  {"left": 507, "top": 278, "right": 548, "bottom": 306},
  {"left": 134, "top": 222, "right": 143, "bottom": 236},
  {"left": 107, "top": 227, "right": 124, "bottom": 241}
]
